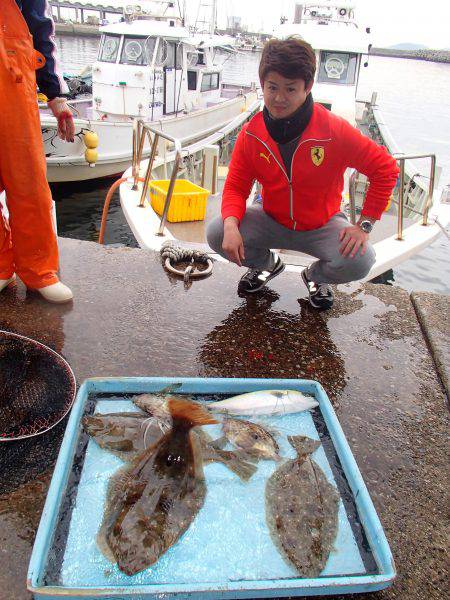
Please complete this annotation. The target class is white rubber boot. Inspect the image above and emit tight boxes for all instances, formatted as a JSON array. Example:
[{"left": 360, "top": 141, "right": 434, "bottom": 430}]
[
  {"left": 0, "top": 274, "right": 16, "bottom": 292},
  {"left": 36, "top": 281, "right": 73, "bottom": 304}
]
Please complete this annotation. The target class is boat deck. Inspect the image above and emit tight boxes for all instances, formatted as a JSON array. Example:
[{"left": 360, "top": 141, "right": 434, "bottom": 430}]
[
  {"left": 163, "top": 177, "right": 417, "bottom": 268},
  {"left": 0, "top": 237, "right": 448, "bottom": 599}
]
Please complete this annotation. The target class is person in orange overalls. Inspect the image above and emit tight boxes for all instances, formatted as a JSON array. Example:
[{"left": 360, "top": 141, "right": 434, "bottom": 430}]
[{"left": 0, "top": 0, "right": 75, "bottom": 303}]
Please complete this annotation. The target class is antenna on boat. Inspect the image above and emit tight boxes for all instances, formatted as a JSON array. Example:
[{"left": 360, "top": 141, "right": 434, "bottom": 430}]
[{"left": 212, "top": 0, "right": 217, "bottom": 34}]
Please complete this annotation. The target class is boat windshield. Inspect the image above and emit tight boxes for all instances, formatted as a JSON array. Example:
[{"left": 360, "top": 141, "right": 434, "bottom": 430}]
[
  {"left": 99, "top": 34, "right": 120, "bottom": 63},
  {"left": 120, "top": 36, "right": 157, "bottom": 66},
  {"left": 317, "top": 51, "right": 358, "bottom": 85}
]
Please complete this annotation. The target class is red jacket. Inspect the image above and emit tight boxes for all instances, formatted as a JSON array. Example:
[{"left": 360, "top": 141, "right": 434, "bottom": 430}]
[{"left": 222, "top": 104, "right": 399, "bottom": 231}]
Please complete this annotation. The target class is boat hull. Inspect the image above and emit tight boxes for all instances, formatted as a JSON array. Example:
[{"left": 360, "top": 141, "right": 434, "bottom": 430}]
[{"left": 43, "top": 93, "right": 256, "bottom": 183}]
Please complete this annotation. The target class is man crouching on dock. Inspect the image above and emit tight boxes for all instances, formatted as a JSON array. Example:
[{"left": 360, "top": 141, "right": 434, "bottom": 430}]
[{"left": 207, "top": 37, "right": 399, "bottom": 309}]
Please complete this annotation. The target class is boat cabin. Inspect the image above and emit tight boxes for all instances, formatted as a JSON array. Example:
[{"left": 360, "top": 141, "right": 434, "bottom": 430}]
[
  {"left": 92, "top": 3, "right": 234, "bottom": 122},
  {"left": 275, "top": 2, "right": 371, "bottom": 123}
]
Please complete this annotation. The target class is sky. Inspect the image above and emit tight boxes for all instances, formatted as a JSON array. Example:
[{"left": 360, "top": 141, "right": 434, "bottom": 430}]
[
  {"left": 61, "top": 0, "right": 450, "bottom": 49},
  {"left": 185, "top": 0, "right": 450, "bottom": 49}
]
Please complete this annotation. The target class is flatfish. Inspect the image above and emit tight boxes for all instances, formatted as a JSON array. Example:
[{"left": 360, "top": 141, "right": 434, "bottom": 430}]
[
  {"left": 84, "top": 409, "right": 256, "bottom": 481},
  {"left": 83, "top": 389, "right": 185, "bottom": 460},
  {"left": 99, "top": 398, "right": 216, "bottom": 575},
  {"left": 82, "top": 412, "right": 170, "bottom": 461},
  {"left": 265, "top": 435, "right": 339, "bottom": 577},
  {"left": 222, "top": 417, "right": 281, "bottom": 461}
]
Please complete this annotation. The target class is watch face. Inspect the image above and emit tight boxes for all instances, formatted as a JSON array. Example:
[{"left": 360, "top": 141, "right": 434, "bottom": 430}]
[{"left": 360, "top": 220, "right": 373, "bottom": 233}]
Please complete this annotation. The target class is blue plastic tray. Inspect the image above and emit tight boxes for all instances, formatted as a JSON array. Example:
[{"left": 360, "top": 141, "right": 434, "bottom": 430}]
[{"left": 28, "top": 377, "right": 395, "bottom": 599}]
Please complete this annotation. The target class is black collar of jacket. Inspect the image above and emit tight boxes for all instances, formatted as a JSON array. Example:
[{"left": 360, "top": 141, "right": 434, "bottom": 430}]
[{"left": 263, "top": 93, "right": 314, "bottom": 144}]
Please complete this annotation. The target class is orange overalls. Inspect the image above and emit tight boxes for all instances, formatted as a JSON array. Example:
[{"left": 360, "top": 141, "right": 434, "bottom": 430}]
[{"left": 0, "top": 0, "right": 59, "bottom": 289}]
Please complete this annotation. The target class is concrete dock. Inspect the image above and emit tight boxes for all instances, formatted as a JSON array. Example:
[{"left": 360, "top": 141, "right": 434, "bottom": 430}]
[
  {"left": 0, "top": 238, "right": 448, "bottom": 600},
  {"left": 55, "top": 22, "right": 100, "bottom": 37}
]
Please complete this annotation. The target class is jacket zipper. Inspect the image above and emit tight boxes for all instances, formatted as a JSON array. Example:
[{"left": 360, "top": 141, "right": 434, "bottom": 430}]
[
  {"left": 246, "top": 132, "right": 289, "bottom": 181},
  {"left": 246, "top": 131, "right": 331, "bottom": 229}
]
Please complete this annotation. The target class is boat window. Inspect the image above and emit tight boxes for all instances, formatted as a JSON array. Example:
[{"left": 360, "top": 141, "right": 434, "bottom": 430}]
[
  {"left": 197, "top": 48, "right": 205, "bottom": 65},
  {"left": 188, "top": 71, "right": 197, "bottom": 90},
  {"left": 157, "top": 41, "right": 183, "bottom": 69},
  {"left": 165, "top": 42, "right": 176, "bottom": 68},
  {"left": 211, "top": 73, "right": 219, "bottom": 89},
  {"left": 201, "top": 72, "right": 220, "bottom": 92},
  {"left": 120, "top": 36, "right": 156, "bottom": 66},
  {"left": 318, "top": 52, "right": 358, "bottom": 85},
  {"left": 99, "top": 34, "right": 120, "bottom": 63}
]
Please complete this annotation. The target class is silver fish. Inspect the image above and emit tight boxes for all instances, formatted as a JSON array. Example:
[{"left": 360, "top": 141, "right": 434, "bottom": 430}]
[
  {"left": 265, "top": 435, "right": 339, "bottom": 577},
  {"left": 210, "top": 390, "right": 318, "bottom": 416}
]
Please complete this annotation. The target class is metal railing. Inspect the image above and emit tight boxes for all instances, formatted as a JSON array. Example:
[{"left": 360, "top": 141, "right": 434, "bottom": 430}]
[
  {"left": 132, "top": 119, "right": 183, "bottom": 236},
  {"left": 348, "top": 153, "right": 436, "bottom": 240},
  {"left": 129, "top": 98, "right": 261, "bottom": 237},
  {"left": 394, "top": 153, "right": 436, "bottom": 238},
  {"left": 348, "top": 170, "right": 360, "bottom": 225}
]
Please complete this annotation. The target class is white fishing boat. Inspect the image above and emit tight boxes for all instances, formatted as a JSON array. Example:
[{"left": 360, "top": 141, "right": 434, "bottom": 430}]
[
  {"left": 116, "top": 2, "right": 450, "bottom": 280},
  {"left": 273, "top": 2, "right": 370, "bottom": 125},
  {"left": 236, "top": 37, "right": 264, "bottom": 53},
  {"left": 41, "top": 1, "right": 258, "bottom": 182}
]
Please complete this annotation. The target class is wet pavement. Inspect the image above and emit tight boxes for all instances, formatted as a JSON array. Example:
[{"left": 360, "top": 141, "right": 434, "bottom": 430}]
[{"left": 0, "top": 238, "right": 448, "bottom": 600}]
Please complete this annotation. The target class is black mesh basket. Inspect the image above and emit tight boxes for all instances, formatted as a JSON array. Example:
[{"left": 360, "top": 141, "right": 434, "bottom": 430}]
[{"left": 0, "top": 330, "right": 76, "bottom": 441}]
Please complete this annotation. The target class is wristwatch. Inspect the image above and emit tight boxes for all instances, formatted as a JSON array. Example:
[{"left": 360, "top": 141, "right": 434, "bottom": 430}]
[{"left": 359, "top": 220, "right": 373, "bottom": 234}]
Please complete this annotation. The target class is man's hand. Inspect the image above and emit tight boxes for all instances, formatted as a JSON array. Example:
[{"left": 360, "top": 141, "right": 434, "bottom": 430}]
[
  {"left": 222, "top": 217, "right": 245, "bottom": 266},
  {"left": 339, "top": 225, "right": 369, "bottom": 258},
  {"left": 47, "top": 97, "right": 75, "bottom": 143}
]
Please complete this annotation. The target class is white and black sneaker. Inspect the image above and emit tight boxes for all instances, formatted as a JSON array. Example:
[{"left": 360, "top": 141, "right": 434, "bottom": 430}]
[
  {"left": 238, "top": 253, "right": 285, "bottom": 294},
  {"left": 301, "top": 268, "right": 334, "bottom": 310}
]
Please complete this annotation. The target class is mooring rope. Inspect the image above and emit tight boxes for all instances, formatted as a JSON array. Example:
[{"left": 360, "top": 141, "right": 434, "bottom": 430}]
[{"left": 160, "top": 241, "right": 213, "bottom": 282}]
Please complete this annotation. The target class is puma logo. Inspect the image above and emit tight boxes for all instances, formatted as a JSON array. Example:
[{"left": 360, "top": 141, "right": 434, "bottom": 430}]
[{"left": 259, "top": 152, "right": 271, "bottom": 164}]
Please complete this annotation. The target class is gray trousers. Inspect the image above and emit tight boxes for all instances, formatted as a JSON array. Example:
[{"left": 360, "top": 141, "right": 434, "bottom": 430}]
[{"left": 206, "top": 205, "right": 376, "bottom": 284}]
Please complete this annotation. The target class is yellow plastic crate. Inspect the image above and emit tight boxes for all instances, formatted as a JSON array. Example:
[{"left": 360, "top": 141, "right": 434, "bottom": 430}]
[{"left": 149, "top": 179, "right": 210, "bottom": 223}]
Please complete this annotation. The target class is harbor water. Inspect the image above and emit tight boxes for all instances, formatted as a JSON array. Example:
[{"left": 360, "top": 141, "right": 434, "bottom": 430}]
[{"left": 53, "top": 36, "right": 450, "bottom": 295}]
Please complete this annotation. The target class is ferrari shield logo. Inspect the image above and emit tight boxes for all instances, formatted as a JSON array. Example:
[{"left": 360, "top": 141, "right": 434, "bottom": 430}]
[{"left": 311, "top": 146, "right": 325, "bottom": 166}]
